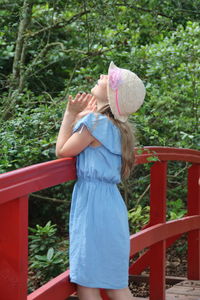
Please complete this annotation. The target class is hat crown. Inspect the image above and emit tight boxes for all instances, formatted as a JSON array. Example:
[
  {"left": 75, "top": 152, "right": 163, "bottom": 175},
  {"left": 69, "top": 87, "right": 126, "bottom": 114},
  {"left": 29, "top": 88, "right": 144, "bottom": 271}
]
[{"left": 108, "top": 61, "right": 146, "bottom": 122}]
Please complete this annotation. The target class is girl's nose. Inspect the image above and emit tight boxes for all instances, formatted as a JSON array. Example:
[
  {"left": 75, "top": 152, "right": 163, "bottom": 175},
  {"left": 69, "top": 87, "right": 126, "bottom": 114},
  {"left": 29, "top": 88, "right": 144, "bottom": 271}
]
[{"left": 100, "top": 74, "right": 107, "bottom": 80}]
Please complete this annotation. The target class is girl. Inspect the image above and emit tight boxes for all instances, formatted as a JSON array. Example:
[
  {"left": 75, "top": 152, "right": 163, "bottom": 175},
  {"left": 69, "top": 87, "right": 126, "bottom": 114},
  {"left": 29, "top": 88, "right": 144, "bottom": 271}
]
[{"left": 56, "top": 62, "right": 146, "bottom": 300}]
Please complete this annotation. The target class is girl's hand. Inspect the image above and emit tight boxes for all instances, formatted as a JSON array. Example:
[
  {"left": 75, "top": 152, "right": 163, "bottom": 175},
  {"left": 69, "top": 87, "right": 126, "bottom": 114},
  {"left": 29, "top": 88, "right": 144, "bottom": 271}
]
[
  {"left": 77, "top": 96, "right": 97, "bottom": 119},
  {"left": 77, "top": 95, "right": 97, "bottom": 119},
  {"left": 66, "top": 93, "right": 92, "bottom": 115},
  {"left": 85, "top": 95, "right": 97, "bottom": 112}
]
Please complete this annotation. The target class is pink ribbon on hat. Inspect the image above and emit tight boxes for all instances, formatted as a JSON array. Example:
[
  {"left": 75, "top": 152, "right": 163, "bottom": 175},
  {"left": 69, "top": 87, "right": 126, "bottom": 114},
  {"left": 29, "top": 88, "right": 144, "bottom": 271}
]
[
  {"left": 115, "top": 89, "right": 121, "bottom": 115},
  {"left": 109, "top": 68, "right": 122, "bottom": 115}
]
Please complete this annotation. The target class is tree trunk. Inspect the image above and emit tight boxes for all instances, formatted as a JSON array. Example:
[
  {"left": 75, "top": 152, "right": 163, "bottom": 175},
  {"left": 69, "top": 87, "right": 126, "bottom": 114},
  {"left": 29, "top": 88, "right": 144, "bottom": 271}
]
[
  {"left": 11, "top": 0, "right": 32, "bottom": 92},
  {"left": 1, "top": 0, "right": 33, "bottom": 121}
]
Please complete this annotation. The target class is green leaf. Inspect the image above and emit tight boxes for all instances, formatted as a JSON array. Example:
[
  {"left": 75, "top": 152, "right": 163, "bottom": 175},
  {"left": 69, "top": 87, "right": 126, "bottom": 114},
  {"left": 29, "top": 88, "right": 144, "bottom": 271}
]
[{"left": 47, "top": 248, "right": 54, "bottom": 261}]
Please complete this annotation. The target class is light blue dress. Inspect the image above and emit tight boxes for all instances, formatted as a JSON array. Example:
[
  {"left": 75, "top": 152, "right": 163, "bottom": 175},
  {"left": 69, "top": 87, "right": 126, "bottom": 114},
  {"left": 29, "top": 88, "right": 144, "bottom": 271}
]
[{"left": 69, "top": 112, "right": 130, "bottom": 289}]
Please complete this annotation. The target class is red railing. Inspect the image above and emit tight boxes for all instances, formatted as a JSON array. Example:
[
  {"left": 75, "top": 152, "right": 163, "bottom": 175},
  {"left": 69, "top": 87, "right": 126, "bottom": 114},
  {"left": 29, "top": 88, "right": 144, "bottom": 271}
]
[{"left": 0, "top": 147, "right": 199, "bottom": 300}]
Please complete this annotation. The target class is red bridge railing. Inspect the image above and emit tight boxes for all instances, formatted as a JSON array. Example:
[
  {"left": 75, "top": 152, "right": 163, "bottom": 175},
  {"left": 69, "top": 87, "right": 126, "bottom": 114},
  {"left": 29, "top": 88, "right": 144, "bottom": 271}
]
[{"left": 0, "top": 147, "right": 199, "bottom": 300}]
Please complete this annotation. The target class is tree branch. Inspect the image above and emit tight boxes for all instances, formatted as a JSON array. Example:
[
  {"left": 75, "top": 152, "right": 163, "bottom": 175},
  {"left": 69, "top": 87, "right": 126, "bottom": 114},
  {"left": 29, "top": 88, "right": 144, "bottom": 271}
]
[
  {"left": 24, "top": 43, "right": 116, "bottom": 81},
  {"left": 116, "top": 1, "right": 172, "bottom": 19},
  {"left": 25, "top": 10, "right": 90, "bottom": 38},
  {"left": 135, "top": 184, "right": 150, "bottom": 206},
  {"left": 30, "top": 193, "right": 67, "bottom": 203},
  {"left": 116, "top": 0, "right": 200, "bottom": 19}
]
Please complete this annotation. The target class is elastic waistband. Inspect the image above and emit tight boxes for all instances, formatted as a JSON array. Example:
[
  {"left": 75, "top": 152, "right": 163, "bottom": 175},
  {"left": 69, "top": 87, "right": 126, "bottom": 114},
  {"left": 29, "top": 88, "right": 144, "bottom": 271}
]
[{"left": 77, "top": 177, "right": 118, "bottom": 185}]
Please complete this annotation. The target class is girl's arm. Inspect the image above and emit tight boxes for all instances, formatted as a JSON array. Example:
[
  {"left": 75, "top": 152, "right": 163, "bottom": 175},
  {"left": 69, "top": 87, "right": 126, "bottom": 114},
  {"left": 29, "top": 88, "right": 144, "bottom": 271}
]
[{"left": 55, "top": 93, "right": 96, "bottom": 158}]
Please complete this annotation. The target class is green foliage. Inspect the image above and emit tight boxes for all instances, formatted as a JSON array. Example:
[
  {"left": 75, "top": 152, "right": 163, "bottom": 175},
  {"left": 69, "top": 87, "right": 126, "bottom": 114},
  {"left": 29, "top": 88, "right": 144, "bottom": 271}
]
[
  {"left": 128, "top": 205, "right": 150, "bottom": 233},
  {"left": 28, "top": 221, "right": 69, "bottom": 292},
  {"left": 0, "top": 94, "right": 61, "bottom": 172},
  {"left": 131, "top": 22, "right": 200, "bottom": 150},
  {"left": 167, "top": 199, "right": 187, "bottom": 220},
  {"left": 31, "top": 247, "right": 64, "bottom": 271},
  {"left": 29, "top": 221, "right": 58, "bottom": 256},
  {"left": 1, "top": 1, "right": 200, "bottom": 94},
  {"left": 175, "top": 236, "right": 188, "bottom": 255},
  {"left": 28, "top": 182, "right": 74, "bottom": 235}
]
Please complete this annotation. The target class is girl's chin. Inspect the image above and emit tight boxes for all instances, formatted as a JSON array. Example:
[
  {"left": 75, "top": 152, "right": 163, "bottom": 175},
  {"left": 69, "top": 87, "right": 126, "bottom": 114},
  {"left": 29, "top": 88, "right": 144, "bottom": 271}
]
[{"left": 91, "top": 85, "right": 97, "bottom": 94}]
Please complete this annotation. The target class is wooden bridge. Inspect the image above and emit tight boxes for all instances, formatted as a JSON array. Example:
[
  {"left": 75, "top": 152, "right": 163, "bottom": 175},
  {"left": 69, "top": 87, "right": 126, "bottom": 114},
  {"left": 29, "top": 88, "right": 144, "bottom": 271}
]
[{"left": 0, "top": 147, "right": 199, "bottom": 300}]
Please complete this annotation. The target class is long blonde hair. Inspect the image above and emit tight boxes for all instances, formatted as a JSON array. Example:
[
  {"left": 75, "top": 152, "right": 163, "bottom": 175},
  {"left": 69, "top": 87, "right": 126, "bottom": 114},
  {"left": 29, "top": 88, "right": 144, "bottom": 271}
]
[{"left": 97, "top": 104, "right": 136, "bottom": 180}]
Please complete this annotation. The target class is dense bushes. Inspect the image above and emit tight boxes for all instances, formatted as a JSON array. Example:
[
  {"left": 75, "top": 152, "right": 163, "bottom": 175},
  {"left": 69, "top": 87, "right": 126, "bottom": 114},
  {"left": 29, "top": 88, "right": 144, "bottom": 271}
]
[
  {"left": 1, "top": 22, "right": 199, "bottom": 173},
  {"left": 28, "top": 221, "right": 69, "bottom": 292}
]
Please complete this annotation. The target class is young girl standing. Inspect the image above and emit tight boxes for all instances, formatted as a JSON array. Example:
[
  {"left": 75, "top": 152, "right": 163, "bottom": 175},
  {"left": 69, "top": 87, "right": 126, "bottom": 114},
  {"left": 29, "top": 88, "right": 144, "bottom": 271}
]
[{"left": 56, "top": 62, "right": 146, "bottom": 300}]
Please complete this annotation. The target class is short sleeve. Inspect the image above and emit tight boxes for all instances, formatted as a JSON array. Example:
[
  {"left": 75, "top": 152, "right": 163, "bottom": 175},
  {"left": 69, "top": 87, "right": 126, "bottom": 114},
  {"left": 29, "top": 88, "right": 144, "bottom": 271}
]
[{"left": 73, "top": 113, "right": 121, "bottom": 155}]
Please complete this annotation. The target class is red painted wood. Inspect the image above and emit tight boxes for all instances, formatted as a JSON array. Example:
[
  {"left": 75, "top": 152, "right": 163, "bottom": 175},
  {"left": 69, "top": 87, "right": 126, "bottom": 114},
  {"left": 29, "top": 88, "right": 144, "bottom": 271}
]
[
  {"left": 130, "top": 215, "right": 200, "bottom": 255},
  {"left": 0, "top": 158, "right": 76, "bottom": 204},
  {"left": 187, "top": 164, "right": 200, "bottom": 280},
  {"left": 0, "top": 196, "right": 28, "bottom": 300},
  {"left": 149, "top": 241, "right": 166, "bottom": 300},
  {"left": 135, "top": 147, "right": 200, "bottom": 165},
  {"left": 129, "top": 249, "right": 150, "bottom": 275},
  {"left": 149, "top": 162, "right": 167, "bottom": 300},
  {"left": 27, "top": 272, "right": 110, "bottom": 300},
  {"left": 28, "top": 271, "right": 76, "bottom": 300},
  {"left": 149, "top": 161, "right": 167, "bottom": 225},
  {"left": 129, "top": 233, "right": 182, "bottom": 275},
  {"left": 100, "top": 289, "right": 110, "bottom": 300}
]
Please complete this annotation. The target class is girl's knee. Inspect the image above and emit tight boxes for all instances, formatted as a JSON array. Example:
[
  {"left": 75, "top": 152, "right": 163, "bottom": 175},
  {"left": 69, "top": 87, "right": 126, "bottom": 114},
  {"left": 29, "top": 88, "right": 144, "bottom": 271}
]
[
  {"left": 105, "top": 287, "right": 133, "bottom": 299},
  {"left": 106, "top": 288, "right": 120, "bottom": 299},
  {"left": 77, "top": 285, "right": 102, "bottom": 300},
  {"left": 105, "top": 289, "right": 114, "bottom": 299}
]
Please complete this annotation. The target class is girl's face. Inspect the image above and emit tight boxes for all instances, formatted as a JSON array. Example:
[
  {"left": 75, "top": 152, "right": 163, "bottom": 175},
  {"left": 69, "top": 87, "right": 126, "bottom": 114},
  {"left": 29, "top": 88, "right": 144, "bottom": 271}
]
[{"left": 91, "top": 74, "right": 108, "bottom": 104}]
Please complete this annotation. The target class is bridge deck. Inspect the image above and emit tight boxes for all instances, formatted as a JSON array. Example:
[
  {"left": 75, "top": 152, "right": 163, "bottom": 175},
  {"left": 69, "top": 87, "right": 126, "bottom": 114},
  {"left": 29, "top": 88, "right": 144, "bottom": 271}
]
[{"left": 166, "top": 280, "right": 200, "bottom": 300}]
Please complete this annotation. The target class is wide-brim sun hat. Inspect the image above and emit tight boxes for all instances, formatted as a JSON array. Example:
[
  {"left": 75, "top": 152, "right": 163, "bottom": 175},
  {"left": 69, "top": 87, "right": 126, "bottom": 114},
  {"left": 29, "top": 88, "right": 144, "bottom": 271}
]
[{"left": 107, "top": 61, "right": 146, "bottom": 122}]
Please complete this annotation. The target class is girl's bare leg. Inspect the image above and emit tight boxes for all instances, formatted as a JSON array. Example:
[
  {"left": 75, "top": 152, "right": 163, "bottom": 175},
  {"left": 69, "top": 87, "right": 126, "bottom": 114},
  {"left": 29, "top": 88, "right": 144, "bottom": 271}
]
[
  {"left": 77, "top": 284, "right": 103, "bottom": 300},
  {"left": 106, "top": 287, "right": 134, "bottom": 300}
]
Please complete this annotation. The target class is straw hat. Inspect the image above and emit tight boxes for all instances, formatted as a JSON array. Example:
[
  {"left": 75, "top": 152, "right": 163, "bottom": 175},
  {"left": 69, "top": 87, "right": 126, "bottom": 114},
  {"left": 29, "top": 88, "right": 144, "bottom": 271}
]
[{"left": 107, "top": 61, "right": 146, "bottom": 122}]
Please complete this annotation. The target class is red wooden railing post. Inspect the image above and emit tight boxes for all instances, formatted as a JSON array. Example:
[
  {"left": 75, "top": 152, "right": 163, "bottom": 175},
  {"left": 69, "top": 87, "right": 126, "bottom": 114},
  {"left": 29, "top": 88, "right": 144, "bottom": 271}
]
[
  {"left": 187, "top": 164, "right": 200, "bottom": 280},
  {"left": 149, "top": 161, "right": 167, "bottom": 300},
  {"left": 0, "top": 196, "right": 28, "bottom": 300}
]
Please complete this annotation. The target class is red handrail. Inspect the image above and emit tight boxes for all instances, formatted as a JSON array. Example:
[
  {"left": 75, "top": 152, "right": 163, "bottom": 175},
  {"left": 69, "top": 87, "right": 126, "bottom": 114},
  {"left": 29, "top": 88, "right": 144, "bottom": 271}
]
[{"left": 0, "top": 147, "right": 199, "bottom": 300}]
